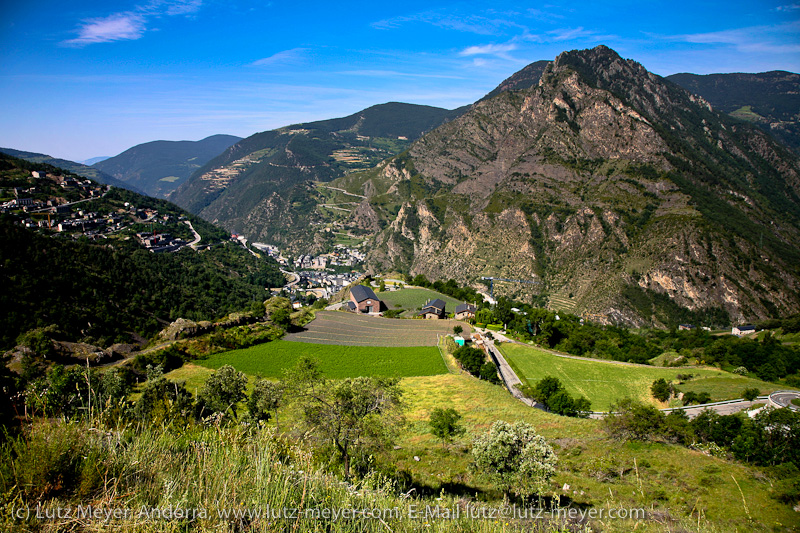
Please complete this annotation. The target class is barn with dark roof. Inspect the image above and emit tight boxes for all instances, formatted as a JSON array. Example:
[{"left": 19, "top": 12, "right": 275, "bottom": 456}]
[{"left": 349, "top": 284, "right": 383, "bottom": 314}]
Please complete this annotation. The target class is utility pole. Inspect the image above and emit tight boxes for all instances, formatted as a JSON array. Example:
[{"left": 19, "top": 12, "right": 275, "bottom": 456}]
[{"left": 481, "top": 276, "right": 541, "bottom": 299}]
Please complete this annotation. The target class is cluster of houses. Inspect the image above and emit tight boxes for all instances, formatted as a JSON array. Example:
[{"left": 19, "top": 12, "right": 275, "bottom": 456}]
[
  {"left": 294, "top": 271, "right": 363, "bottom": 300},
  {"left": 680, "top": 323, "right": 758, "bottom": 337},
  {"left": 135, "top": 232, "right": 187, "bottom": 253},
  {"left": 251, "top": 243, "right": 288, "bottom": 265},
  {"left": 293, "top": 246, "right": 366, "bottom": 270},
  {"left": 346, "top": 287, "right": 478, "bottom": 321},
  {"left": 4, "top": 170, "right": 198, "bottom": 254},
  {"left": 1, "top": 176, "right": 107, "bottom": 215},
  {"left": 251, "top": 243, "right": 366, "bottom": 271}
]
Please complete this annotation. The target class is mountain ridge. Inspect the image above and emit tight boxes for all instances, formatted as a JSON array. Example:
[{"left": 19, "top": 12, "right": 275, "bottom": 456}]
[
  {"left": 94, "top": 134, "right": 242, "bottom": 198},
  {"left": 0, "top": 147, "right": 145, "bottom": 195},
  {"left": 667, "top": 70, "right": 800, "bottom": 153},
  {"left": 275, "top": 46, "right": 800, "bottom": 326},
  {"left": 168, "top": 102, "right": 467, "bottom": 242}
]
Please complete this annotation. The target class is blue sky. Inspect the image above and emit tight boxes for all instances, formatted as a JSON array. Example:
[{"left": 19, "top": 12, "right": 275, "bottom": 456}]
[{"left": 1, "top": 0, "right": 798, "bottom": 161}]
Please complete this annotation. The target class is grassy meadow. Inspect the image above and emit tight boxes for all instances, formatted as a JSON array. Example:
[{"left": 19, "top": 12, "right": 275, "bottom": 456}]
[
  {"left": 500, "top": 343, "right": 784, "bottom": 410},
  {"left": 155, "top": 364, "right": 799, "bottom": 532},
  {"left": 378, "top": 287, "right": 467, "bottom": 316},
  {"left": 389, "top": 372, "right": 798, "bottom": 532},
  {"left": 194, "top": 339, "right": 447, "bottom": 378}
]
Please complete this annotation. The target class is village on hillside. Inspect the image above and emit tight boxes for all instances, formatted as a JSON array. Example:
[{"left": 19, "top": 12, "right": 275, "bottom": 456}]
[{"left": 2, "top": 169, "right": 203, "bottom": 252}]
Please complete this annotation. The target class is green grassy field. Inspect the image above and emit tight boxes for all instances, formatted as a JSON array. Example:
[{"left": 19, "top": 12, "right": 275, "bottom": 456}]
[
  {"left": 391, "top": 373, "right": 797, "bottom": 531},
  {"left": 195, "top": 339, "right": 447, "bottom": 378},
  {"left": 158, "top": 354, "right": 798, "bottom": 530},
  {"left": 284, "top": 310, "right": 467, "bottom": 346},
  {"left": 377, "top": 287, "right": 467, "bottom": 316},
  {"left": 500, "top": 343, "right": 784, "bottom": 411}
]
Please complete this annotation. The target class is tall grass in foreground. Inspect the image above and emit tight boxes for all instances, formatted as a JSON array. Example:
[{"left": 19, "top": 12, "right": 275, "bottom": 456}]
[
  {"left": 0, "top": 419, "right": 755, "bottom": 532},
  {"left": 0, "top": 420, "right": 545, "bottom": 532}
]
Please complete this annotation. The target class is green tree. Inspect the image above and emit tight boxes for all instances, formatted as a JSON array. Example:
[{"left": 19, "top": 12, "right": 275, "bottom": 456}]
[
  {"left": 452, "top": 346, "right": 486, "bottom": 376},
  {"left": 270, "top": 307, "right": 292, "bottom": 329},
  {"left": 197, "top": 365, "right": 248, "bottom": 419},
  {"left": 248, "top": 378, "right": 284, "bottom": 429},
  {"left": 285, "top": 357, "right": 404, "bottom": 479},
  {"left": 651, "top": 378, "right": 671, "bottom": 402},
  {"left": 530, "top": 376, "right": 565, "bottom": 404},
  {"left": 604, "top": 398, "right": 665, "bottom": 441},
  {"left": 453, "top": 325, "right": 463, "bottom": 335},
  {"left": 547, "top": 390, "right": 577, "bottom": 416},
  {"left": 429, "top": 407, "right": 465, "bottom": 446},
  {"left": 476, "top": 308, "right": 495, "bottom": 325},
  {"left": 742, "top": 388, "right": 760, "bottom": 401},
  {"left": 472, "top": 420, "right": 557, "bottom": 499},
  {"left": 379, "top": 281, "right": 386, "bottom": 292}
]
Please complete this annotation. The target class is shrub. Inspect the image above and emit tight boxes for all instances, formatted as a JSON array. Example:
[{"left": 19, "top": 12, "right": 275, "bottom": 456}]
[
  {"left": 428, "top": 408, "right": 465, "bottom": 445},
  {"left": 682, "top": 391, "right": 712, "bottom": 406},
  {"left": 651, "top": 378, "right": 671, "bottom": 402},
  {"left": 134, "top": 377, "right": 194, "bottom": 422},
  {"left": 523, "top": 376, "right": 591, "bottom": 417},
  {"left": 604, "top": 398, "right": 665, "bottom": 441},
  {"left": 197, "top": 365, "right": 248, "bottom": 419},
  {"left": 472, "top": 421, "right": 557, "bottom": 499}
]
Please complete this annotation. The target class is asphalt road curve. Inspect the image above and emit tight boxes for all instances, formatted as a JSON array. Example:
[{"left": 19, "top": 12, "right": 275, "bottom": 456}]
[{"left": 769, "top": 391, "right": 800, "bottom": 410}]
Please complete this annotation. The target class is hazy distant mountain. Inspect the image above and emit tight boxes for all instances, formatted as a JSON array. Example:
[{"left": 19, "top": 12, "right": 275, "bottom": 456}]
[
  {"left": 94, "top": 134, "right": 242, "bottom": 198},
  {"left": 79, "top": 156, "right": 110, "bottom": 166},
  {"left": 0, "top": 147, "right": 144, "bottom": 194},
  {"left": 668, "top": 71, "right": 800, "bottom": 153}
]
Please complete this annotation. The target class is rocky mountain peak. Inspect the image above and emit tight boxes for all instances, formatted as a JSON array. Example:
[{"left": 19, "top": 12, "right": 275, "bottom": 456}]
[{"left": 543, "top": 45, "right": 709, "bottom": 123}]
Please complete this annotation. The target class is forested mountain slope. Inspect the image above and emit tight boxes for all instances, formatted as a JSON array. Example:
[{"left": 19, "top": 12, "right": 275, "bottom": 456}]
[
  {"left": 0, "top": 153, "right": 283, "bottom": 348},
  {"left": 168, "top": 102, "right": 466, "bottom": 248},
  {"left": 94, "top": 134, "right": 242, "bottom": 198}
]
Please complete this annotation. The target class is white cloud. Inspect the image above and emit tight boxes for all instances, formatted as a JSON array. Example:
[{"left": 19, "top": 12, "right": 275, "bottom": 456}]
[
  {"left": 460, "top": 43, "right": 517, "bottom": 56},
  {"left": 63, "top": 0, "right": 203, "bottom": 46},
  {"left": 674, "top": 22, "right": 800, "bottom": 54},
  {"left": 163, "top": 0, "right": 203, "bottom": 16},
  {"left": 251, "top": 48, "right": 309, "bottom": 67},
  {"left": 372, "top": 10, "right": 525, "bottom": 36},
  {"left": 547, "top": 26, "right": 594, "bottom": 42},
  {"left": 338, "top": 70, "right": 464, "bottom": 80},
  {"left": 63, "top": 13, "right": 146, "bottom": 45},
  {"left": 776, "top": 3, "right": 800, "bottom": 11}
]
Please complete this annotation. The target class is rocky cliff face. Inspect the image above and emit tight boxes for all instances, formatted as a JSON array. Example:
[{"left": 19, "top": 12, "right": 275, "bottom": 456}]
[{"left": 357, "top": 46, "right": 800, "bottom": 325}]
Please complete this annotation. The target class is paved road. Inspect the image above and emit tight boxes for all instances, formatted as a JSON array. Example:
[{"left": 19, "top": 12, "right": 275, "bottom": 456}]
[
  {"left": 484, "top": 339, "right": 537, "bottom": 408},
  {"left": 184, "top": 220, "right": 201, "bottom": 249},
  {"left": 770, "top": 391, "right": 800, "bottom": 410},
  {"left": 281, "top": 269, "right": 300, "bottom": 289},
  {"left": 671, "top": 400, "right": 762, "bottom": 419},
  {"left": 318, "top": 185, "right": 367, "bottom": 199}
]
